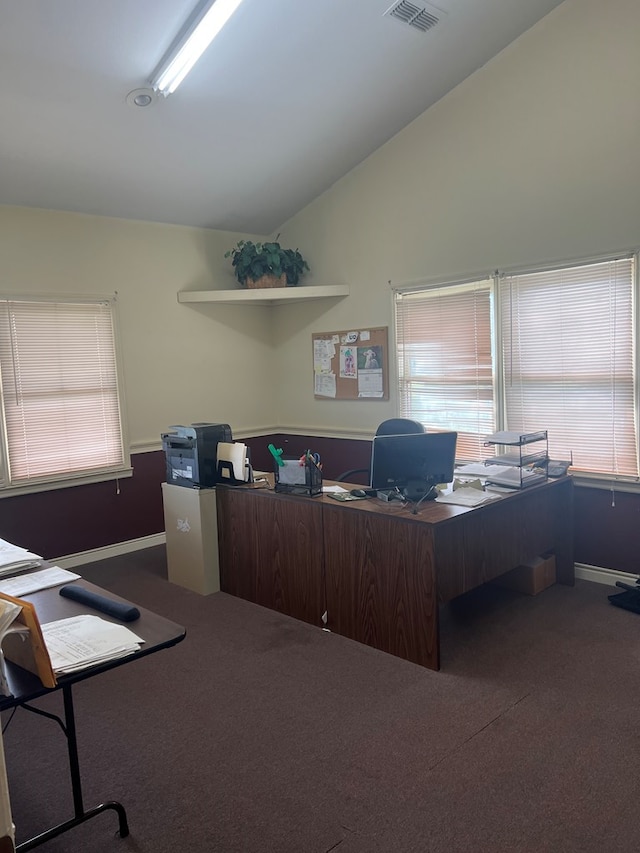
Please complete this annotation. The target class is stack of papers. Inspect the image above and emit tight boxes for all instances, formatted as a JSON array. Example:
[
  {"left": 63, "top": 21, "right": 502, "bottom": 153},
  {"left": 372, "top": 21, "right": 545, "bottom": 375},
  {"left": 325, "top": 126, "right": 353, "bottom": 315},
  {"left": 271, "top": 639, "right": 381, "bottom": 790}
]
[
  {"left": 455, "top": 463, "right": 512, "bottom": 478},
  {"left": 484, "top": 466, "right": 546, "bottom": 488},
  {"left": 436, "top": 488, "right": 502, "bottom": 507},
  {"left": 0, "top": 597, "right": 35, "bottom": 696},
  {"left": 0, "top": 567, "right": 80, "bottom": 598},
  {"left": 0, "top": 598, "right": 26, "bottom": 694},
  {"left": 0, "top": 538, "right": 42, "bottom": 577},
  {"left": 41, "top": 614, "right": 144, "bottom": 675}
]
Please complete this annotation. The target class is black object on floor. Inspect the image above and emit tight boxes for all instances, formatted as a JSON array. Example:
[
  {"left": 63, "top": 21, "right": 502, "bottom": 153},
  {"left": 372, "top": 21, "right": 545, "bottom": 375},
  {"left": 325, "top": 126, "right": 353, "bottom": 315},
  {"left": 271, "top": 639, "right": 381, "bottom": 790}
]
[{"left": 608, "top": 580, "right": 640, "bottom": 614}]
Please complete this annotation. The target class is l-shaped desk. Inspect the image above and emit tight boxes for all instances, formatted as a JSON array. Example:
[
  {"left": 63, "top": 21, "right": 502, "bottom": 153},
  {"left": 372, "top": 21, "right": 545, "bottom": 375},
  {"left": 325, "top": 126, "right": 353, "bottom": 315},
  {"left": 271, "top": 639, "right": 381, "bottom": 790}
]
[{"left": 216, "top": 477, "right": 574, "bottom": 670}]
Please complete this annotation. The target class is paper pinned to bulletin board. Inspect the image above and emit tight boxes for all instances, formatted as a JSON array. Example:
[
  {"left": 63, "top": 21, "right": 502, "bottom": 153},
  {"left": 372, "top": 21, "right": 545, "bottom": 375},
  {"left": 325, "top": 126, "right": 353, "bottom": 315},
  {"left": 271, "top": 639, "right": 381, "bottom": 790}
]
[{"left": 312, "top": 326, "right": 389, "bottom": 400}]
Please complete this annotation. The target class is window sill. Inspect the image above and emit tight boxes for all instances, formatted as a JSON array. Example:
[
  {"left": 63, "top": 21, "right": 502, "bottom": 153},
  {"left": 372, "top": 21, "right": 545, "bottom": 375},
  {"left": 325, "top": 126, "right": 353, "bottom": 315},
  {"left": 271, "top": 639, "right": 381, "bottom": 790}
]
[
  {"left": 572, "top": 473, "right": 640, "bottom": 493},
  {"left": 0, "top": 467, "right": 133, "bottom": 499}
]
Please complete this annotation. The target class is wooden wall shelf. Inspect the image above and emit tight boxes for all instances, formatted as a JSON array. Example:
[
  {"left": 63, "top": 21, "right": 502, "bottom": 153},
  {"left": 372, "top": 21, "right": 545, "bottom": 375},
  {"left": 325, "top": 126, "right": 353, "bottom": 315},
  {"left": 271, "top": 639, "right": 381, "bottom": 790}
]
[{"left": 177, "top": 284, "right": 349, "bottom": 306}]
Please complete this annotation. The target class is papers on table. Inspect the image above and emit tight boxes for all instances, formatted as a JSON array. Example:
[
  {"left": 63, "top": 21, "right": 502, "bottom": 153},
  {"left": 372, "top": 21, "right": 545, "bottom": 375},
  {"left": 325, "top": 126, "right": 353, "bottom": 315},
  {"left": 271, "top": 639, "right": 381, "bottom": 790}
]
[
  {"left": 455, "top": 463, "right": 546, "bottom": 488},
  {"left": 41, "top": 615, "right": 144, "bottom": 675},
  {"left": 0, "top": 598, "right": 22, "bottom": 637},
  {"left": 0, "top": 567, "right": 81, "bottom": 598},
  {"left": 455, "top": 463, "right": 510, "bottom": 478},
  {"left": 436, "top": 487, "right": 502, "bottom": 507},
  {"left": 0, "top": 538, "right": 42, "bottom": 577},
  {"left": 484, "top": 466, "right": 547, "bottom": 487},
  {"left": 0, "top": 599, "right": 25, "bottom": 693},
  {"left": 0, "top": 593, "right": 56, "bottom": 696}
]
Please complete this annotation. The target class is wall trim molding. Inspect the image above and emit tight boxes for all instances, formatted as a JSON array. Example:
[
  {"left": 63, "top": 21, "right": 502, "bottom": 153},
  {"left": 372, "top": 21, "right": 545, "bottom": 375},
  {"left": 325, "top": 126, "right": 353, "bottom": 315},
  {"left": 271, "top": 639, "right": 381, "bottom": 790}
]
[
  {"left": 53, "top": 533, "right": 166, "bottom": 570},
  {"left": 574, "top": 562, "right": 637, "bottom": 587},
  {"left": 131, "top": 425, "right": 283, "bottom": 454}
]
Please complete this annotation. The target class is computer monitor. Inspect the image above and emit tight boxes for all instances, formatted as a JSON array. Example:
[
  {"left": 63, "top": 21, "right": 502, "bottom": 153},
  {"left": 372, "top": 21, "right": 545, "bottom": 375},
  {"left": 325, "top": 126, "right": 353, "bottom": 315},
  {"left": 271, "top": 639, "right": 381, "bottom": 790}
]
[{"left": 370, "top": 431, "right": 458, "bottom": 500}]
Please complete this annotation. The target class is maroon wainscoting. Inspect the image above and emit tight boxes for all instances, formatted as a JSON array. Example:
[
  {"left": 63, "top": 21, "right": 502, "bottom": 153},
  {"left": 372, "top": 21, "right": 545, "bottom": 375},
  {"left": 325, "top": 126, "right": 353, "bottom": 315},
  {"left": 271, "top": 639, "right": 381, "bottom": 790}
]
[
  {"left": 1, "top": 451, "right": 166, "bottom": 559},
  {"left": 573, "top": 486, "right": 640, "bottom": 574},
  {"left": 244, "top": 434, "right": 371, "bottom": 483}
]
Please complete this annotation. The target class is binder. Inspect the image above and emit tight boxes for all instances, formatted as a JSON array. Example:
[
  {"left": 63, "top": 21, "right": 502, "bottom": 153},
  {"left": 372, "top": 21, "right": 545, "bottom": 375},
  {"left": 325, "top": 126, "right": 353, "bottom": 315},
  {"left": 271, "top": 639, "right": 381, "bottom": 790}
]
[{"left": 0, "top": 592, "right": 57, "bottom": 691}]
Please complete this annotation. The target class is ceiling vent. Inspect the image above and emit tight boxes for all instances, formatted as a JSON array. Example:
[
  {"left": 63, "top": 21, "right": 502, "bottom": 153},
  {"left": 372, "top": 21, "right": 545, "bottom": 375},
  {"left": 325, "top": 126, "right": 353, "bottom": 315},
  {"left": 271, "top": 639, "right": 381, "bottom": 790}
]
[{"left": 384, "top": 1, "right": 444, "bottom": 33}]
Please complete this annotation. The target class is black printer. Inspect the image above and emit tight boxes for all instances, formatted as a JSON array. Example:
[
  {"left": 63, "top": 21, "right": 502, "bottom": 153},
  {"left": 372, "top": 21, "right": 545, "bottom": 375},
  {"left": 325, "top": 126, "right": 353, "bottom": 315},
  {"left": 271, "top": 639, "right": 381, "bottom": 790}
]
[{"left": 162, "top": 423, "right": 232, "bottom": 488}]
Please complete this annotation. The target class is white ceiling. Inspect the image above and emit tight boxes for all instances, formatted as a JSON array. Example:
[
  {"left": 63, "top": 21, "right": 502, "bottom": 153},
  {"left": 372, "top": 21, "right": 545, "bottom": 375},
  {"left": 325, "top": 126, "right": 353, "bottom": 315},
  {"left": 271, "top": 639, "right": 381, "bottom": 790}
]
[{"left": 0, "top": 0, "right": 565, "bottom": 235}]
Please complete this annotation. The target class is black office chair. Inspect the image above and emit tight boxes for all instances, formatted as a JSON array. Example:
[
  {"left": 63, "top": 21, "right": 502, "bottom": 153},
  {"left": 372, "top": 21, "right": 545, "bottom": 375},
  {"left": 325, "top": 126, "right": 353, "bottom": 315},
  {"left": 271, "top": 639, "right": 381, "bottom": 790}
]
[
  {"left": 375, "top": 418, "right": 425, "bottom": 436},
  {"left": 336, "top": 418, "right": 425, "bottom": 483}
]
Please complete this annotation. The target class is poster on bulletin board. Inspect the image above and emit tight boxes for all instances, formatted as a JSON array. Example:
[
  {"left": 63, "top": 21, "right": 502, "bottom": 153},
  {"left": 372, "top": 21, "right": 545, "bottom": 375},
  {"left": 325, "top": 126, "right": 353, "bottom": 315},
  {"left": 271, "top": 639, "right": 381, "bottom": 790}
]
[{"left": 312, "top": 326, "right": 389, "bottom": 400}]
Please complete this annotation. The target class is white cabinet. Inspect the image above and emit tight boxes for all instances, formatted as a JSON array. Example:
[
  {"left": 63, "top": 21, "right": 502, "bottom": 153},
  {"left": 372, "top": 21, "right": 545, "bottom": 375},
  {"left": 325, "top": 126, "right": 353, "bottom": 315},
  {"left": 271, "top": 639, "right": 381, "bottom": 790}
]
[{"left": 162, "top": 483, "right": 220, "bottom": 595}]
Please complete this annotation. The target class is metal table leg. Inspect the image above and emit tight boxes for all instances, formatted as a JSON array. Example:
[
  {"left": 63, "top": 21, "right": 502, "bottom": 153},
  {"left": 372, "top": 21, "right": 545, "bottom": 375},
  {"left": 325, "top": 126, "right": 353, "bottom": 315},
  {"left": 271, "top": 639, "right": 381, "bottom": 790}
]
[{"left": 17, "top": 684, "right": 129, "bottom": 851}]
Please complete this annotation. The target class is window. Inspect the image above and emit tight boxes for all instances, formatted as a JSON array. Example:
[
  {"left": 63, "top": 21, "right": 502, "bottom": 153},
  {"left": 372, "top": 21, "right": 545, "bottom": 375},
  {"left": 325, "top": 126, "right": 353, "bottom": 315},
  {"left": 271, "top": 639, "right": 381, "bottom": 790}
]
[
  {"left": 395, "top": 253, "right": 639, "bottom": 481},
  {"left": 501, "top": 257, "right": 637, "bottom": 478},
  {"left": 396, "top": 278, "right": 496, "bottom": 461},
  {"left": 0, "top": 297, "right": 129, "bottom": 492}
]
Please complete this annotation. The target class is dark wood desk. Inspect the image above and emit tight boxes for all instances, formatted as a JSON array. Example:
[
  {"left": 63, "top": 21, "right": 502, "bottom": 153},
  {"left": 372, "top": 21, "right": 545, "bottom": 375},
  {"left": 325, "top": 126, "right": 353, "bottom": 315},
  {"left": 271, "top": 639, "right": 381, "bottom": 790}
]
[
  {"left": 0, "top": 579, "right": 186, "bottom": 852},
  {"left": 217, "top": 477, "right": 573, "bottom": 670}
]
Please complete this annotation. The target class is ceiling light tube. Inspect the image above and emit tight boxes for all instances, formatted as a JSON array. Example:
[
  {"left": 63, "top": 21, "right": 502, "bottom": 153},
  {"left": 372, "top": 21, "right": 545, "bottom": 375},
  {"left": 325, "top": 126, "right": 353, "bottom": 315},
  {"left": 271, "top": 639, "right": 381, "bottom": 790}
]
[{"left": 151, "top": 0, "right": 244, "bottom": 96}]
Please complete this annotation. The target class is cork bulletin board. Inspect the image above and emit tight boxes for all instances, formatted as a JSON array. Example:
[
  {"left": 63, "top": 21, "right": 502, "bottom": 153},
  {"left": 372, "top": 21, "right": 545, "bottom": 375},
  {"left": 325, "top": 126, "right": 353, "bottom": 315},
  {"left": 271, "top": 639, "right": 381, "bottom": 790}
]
[{"left": 312, "top": 326, "right": 389, "bottom": 400}]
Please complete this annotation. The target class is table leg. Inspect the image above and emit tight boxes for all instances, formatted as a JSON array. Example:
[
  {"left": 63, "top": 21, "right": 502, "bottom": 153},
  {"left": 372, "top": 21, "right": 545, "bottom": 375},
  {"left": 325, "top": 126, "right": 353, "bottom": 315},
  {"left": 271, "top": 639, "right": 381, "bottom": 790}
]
[{"left": 17, "top": 684, "right": 129, "bottom": 851}]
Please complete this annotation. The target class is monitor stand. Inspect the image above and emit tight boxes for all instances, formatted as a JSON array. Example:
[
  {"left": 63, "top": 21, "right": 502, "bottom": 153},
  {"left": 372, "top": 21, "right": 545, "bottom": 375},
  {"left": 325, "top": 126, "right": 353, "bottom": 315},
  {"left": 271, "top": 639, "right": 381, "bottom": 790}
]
[
  {"left": 403, "top": 479, "right": 438, "bottom": 503},
  {"left": 376, "top": 489, "right": 405, "bottom": 502}
]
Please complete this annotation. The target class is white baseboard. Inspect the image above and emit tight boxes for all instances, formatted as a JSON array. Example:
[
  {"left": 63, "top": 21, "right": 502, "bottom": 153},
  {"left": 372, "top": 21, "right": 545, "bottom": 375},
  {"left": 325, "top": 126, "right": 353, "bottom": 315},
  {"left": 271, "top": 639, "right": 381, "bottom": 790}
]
[
  {"left": 53, "top": 533, "right": 166, "bottom": 570},
  {"left": 574, "top": 562, "right": 638, "bottom": 587}
]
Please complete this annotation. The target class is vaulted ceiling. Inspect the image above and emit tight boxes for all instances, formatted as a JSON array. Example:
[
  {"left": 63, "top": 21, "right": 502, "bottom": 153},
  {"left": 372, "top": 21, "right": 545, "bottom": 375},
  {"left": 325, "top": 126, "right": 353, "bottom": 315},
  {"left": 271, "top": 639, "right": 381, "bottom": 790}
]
[{"left": 0, "top": 0, "right": 565, "bottom": 234}]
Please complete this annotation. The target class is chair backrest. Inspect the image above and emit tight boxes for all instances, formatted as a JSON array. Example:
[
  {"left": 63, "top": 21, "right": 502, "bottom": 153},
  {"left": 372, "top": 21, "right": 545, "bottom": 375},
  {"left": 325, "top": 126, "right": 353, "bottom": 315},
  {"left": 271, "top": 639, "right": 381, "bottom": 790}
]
[
  {"left": 335, "top": 419, "right": 425, "bottom": 483},
  {"left": 375, "top": 418, "right": 425, "bottom": 436}
]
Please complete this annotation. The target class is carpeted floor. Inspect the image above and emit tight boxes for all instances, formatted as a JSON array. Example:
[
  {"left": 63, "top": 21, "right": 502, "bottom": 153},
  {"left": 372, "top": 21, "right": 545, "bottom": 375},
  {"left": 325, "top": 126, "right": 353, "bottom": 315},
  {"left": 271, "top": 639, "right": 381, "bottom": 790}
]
[{"left": 3, "top": 546, "right": 640, "bottom": 852}]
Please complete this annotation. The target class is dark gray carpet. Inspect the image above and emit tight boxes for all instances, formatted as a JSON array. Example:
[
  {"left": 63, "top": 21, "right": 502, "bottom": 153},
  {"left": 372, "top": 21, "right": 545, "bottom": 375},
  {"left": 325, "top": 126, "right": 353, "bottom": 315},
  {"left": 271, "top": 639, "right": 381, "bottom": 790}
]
[{"left": 3, "top": 546, "right": 640, "bottom": 852}]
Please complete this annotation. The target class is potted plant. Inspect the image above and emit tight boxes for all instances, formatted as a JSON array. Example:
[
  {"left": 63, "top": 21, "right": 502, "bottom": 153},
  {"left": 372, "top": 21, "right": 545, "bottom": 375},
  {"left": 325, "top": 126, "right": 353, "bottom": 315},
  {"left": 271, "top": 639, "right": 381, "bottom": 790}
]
[{"left": 225, "top": 236, "right": 310, "bottom": 288}]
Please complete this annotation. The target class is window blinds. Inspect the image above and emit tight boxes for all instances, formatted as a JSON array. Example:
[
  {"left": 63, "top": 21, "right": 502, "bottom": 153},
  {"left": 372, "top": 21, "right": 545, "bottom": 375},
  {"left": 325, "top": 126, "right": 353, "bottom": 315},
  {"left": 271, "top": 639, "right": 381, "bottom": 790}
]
[
  {"left": 0, "top": 298, "right": 126, "bottom": 485},
  {"left": 395, "top": 280, "right": 495, "bottom": 461},
  {"left": 500, "top": 256, "right": 637, "bottom": 477}
]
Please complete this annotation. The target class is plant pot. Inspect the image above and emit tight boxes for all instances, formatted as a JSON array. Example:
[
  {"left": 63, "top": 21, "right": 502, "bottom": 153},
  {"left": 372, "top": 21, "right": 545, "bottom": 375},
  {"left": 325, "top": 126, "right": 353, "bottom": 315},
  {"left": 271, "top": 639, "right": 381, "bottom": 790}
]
[{"left": 245, "top": 274, "right": 287, "bottom": 289}]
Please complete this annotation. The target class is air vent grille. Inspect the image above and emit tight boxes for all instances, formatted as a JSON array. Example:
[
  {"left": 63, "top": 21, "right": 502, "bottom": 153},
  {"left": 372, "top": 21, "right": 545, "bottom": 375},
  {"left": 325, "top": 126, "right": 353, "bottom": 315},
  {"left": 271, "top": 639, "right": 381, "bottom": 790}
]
[{"left": 385, "top": 1, "right": 441, "bottom": 33}]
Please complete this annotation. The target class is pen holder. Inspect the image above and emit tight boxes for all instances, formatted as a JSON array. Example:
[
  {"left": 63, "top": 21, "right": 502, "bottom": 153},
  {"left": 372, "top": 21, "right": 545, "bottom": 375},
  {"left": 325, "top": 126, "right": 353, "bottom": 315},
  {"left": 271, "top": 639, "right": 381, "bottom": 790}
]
[{"left": 274, "top": 457, "right": 322, "bottom": 497}]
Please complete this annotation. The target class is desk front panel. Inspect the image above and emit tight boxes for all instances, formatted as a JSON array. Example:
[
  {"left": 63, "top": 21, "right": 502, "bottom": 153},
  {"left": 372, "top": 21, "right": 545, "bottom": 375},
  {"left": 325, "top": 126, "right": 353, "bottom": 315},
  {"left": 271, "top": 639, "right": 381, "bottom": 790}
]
[
  {"left": 216, "top": 486, "right": 324, "bottom": 626},
  {"left": 215, "top": 478, "right": 573, "bottom": 672},
  {"left": 323, "top": 504, "right": 439, "bottom": 669},
  {"left": 435, "top": 477, "right": 574, "bottom": 602}
]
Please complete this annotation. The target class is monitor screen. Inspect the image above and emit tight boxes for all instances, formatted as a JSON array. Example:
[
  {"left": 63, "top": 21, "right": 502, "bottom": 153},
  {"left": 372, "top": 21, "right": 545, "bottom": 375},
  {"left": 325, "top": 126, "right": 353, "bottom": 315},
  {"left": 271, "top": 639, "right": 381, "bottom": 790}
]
[{"left": 370, "top": 432, "right": 458, "bottom": 498}]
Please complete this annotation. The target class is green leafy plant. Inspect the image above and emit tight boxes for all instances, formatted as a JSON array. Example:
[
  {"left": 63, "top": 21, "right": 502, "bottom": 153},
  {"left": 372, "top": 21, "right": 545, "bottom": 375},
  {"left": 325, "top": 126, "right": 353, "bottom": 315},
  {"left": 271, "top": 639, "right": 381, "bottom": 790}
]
[{"left": 225, "top": 236, "right": 310, "bottom": 286}]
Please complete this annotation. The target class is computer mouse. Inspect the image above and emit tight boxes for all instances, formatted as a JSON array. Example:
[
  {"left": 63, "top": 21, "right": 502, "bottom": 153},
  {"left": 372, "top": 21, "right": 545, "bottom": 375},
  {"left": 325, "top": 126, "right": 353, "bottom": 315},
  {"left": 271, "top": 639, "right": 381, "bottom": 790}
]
[{"left": 350, "top": 489, "right": 368, "bottom": 497}]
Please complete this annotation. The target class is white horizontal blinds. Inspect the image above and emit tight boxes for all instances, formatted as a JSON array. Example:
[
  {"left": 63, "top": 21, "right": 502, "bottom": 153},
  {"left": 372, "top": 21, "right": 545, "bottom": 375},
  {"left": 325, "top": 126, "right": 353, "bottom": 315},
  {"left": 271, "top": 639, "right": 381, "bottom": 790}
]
[
  {"left": 0, "top": 299, "right": 125, "bottom": 484},
  {"left": 395, "top": 279, "right": 495, "bottom": 461},
  {"left": 500, "top": 256, "right": 637, "bottom": 477}
]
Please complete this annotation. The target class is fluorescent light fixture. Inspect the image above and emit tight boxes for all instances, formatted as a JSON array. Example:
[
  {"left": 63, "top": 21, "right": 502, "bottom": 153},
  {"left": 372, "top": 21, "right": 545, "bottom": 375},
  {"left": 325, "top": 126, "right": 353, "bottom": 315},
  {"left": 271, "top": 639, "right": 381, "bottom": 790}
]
[{"left": 151, "top": 0, "right": 244, "bottom": 96}]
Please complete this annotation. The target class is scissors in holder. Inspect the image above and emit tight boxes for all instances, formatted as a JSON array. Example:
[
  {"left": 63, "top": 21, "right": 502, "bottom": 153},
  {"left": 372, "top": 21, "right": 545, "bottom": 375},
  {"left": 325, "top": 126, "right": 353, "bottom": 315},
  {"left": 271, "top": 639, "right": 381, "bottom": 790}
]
[{"left": 300, "top": 450, "right": 321, "bottom": 468}]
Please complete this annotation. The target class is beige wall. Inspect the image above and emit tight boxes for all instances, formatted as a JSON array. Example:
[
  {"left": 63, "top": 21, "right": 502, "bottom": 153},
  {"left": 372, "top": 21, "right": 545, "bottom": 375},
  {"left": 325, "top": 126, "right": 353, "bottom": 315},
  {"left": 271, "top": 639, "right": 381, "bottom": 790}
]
[
  {"left": 0, "top": 206, "right": 276, "bottom": 448},
  {"left": 274, "top": 0, "right": 640, "bottom": 435},
  {"left": 1, "top": 0, "right": 639, "bottom": 448}
]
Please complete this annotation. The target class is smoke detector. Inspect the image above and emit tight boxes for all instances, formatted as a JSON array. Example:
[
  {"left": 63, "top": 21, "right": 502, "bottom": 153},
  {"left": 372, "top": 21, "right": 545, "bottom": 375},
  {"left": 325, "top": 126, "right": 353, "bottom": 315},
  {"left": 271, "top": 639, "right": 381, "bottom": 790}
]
[
  {"left": 384, "top": 1, "right": 445, "bottom": 33},
  {"left": 126, "top": 88, "right": 158, "bottom": 108}
]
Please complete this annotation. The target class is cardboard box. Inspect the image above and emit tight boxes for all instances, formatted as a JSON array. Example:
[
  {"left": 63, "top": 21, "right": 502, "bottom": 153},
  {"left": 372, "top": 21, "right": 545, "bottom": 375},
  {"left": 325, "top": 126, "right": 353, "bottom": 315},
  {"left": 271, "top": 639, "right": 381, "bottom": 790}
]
[{"left": 493, "top": 554, "right": 556, "bottom": 596}]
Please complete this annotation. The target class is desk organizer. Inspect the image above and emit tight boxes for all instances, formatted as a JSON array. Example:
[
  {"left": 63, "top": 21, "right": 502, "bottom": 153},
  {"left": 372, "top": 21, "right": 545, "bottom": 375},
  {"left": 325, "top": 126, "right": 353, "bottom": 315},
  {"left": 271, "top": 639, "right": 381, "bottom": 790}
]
[{"left": 274, "top": 457, "right": 322, "bottom": 497}]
